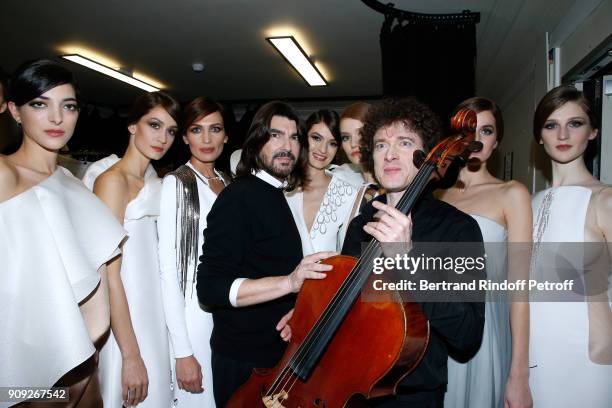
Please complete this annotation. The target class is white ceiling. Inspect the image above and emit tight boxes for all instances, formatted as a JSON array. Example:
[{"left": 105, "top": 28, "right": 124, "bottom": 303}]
[{"left": 0, "top": 0, "right": 577, "bottom": 106}]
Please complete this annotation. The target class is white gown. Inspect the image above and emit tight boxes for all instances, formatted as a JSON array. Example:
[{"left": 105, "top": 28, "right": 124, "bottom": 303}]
[
  {"left": 0, "top": 167, "right": 126, "bottom": 407},
  {"left": 445, "top": 214, "right": 511, "bottom": 408},
  {"left": 530, "top": 186, "right": 612, "bottom": 407},
  {"left": 83, "top": 156, "right": 173, "bottom": 408},
  {"left": 158, "top": 163, "right": 224, "bottom": 408},
  {"left": 285, "top": 173, "right": 360, "bottom": 255}
]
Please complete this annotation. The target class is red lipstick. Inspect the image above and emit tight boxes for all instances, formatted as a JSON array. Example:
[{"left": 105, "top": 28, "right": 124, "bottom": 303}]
[
  {"left": 556, "top": 144, "right": 572, "bottom": 151},
  {"left": 45, "top": 129, "right": 65, "bottom": 137}
]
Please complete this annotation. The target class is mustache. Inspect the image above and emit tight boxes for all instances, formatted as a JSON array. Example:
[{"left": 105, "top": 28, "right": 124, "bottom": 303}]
[{"left": 273, "top": 150, "right": 296, "bottom": 160}]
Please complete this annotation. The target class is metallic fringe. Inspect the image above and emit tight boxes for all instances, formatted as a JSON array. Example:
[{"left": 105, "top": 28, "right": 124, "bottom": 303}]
[{"left": 171, "top": 165, "right": 200, "bottom": 298}]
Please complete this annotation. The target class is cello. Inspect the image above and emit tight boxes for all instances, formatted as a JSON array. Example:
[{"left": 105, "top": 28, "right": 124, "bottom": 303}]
[{"left": 228, "top": 108, "right": 480, "bottom": 408}]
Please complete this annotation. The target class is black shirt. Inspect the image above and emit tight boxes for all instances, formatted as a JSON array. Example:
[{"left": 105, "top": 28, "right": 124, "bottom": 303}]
[
  {"left": 342, "top": 193, "right": 485, "bottom": 393},
  {"left": 197, "top": 175, "right": 303, "bottom": 367}
]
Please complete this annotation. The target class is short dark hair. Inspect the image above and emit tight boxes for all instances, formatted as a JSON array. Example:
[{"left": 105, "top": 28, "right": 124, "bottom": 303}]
[
  {"left": 127, "top": 91, "right": 181, "bottom": 129},
  {"left": 236, "top": 101, "right": 305, "bottom": 190},
  {"left": 8, "top": 59, "right": 78, "bottom": 107},
  {"left": 183, "top": 96, "right": 224, "bottom": 133},
  {"left": 454, "top": 97, "right": 504, "bottom": 144},
  {"left": 533, "top": 85, "right": 598, "bottom": 143},
  {"left": 361, "top": 97, "right": 443, "bottom": 175}
]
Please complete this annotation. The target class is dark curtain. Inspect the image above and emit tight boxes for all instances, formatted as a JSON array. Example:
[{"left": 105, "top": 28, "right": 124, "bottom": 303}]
[{"left": 380, "top": 16, "right": 477, "bottom": 127}]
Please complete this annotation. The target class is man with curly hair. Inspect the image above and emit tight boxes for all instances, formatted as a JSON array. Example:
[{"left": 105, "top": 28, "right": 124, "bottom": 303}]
[{"left": 342, "top": 97, "right": 485, "bottom": 407}]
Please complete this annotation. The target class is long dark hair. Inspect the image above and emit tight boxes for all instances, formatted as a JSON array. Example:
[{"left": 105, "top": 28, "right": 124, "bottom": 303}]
[
  {"left": 127, "top": 91, "right": 181, "bottom": 128},
  {"left": 305, "top": 109, "right": 341, "bottom": 147},
  {"left": 236, "top": 101, "right": 305, "bottom": 190},
  {"left": 183, "top": 96, "right": 224, "bottom": 131}
]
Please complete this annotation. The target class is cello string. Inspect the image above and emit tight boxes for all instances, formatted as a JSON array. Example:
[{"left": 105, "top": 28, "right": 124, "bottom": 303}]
[
  {"left": 267, "top": 161, "right": 435, "bottom": 397},
  {"left": 267, "top": 162, "right": 435, "bottom": 400},
  {"left": 267, "top": 122, "right": 472, "bottom": 399},
  {"left": 267, "top": 162, "right": 436, "bottom": 399},
  {"left": 278, "top": 163, "right": 435, "bottom": 398}
]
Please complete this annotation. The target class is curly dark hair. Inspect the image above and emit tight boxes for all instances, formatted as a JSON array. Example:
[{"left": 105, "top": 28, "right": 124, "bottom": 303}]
[{"left": 360, "top": 97, "right": 443, "bottom": 175}]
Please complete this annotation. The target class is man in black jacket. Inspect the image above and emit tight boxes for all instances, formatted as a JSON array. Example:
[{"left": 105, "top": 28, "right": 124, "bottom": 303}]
[
  {"left": 196, "top": 101, "right": 335, "bottom": 407},
  {"left": 341, "top": 98, "right": 485, "bottom": 407}
]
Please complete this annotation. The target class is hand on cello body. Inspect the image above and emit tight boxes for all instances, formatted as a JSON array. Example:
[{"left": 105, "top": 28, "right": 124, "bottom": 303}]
[{"left": 277, "top": 251, "right": 336, "bottom": 342}]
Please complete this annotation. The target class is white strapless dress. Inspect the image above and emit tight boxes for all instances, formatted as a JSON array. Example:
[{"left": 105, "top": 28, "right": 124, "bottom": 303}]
[
  {"left": 530, "top": 186, "right": 612, "bottom": 407},
  {"left": 83, "top": 156, "right": 172, "bottom": 408},
  {"left": 445, "top": 214, "right": 511, "bottom": 408}
]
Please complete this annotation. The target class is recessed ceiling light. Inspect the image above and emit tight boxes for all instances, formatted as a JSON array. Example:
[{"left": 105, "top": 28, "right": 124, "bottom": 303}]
[
  {"left": 266, "top": 36, "right": 327, "bottom": 86},
  {"left": 61, "top": 54, "right": 160, "bottom": 92}
]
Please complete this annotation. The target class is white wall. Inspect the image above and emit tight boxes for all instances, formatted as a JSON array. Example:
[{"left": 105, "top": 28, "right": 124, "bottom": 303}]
[{"left": 497, "top": 0, "right": 611, "bottom": 192}]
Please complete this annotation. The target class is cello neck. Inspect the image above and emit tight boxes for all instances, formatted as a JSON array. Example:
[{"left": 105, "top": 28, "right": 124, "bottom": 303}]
[{"left": 286, "top": 159, "right": 436, "bottom": 381}]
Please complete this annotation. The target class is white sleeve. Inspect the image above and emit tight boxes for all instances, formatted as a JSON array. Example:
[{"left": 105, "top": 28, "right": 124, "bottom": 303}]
[
  {"left": 229, "top": 278, "right": 247, "bottom": 307},
  {"left": 158, "top": 175, "right": 193, "bottom": 358}
]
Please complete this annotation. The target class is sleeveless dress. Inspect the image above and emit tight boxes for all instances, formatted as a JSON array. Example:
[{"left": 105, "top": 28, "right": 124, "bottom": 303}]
[
  {"left": 445, "top": 214, "right": 511, "bottom": 408},
  {"left": 0, "top": 167, "right": 126, "bottom": 407},
  {"left": 83, "top": 156, "right": 173, "bottom": 407},
  {"left": 285, "top": 172, "right": 360, "bottom": 255},
  {"left": 158, "top": 163, "right": 226, "bottom": 407},
  {"left": 530, "top": 186, "right": 612, "bottom": 407}
]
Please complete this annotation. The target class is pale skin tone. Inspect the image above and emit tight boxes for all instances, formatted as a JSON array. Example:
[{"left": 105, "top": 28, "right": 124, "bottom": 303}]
[
  {"left": 302, "top": 121, "right": 339, "bottom": 232},
  {"left": 340, "top": 117, "right": 375, "bottom": 183},
  {"left": 277, "top": 123, "right": 418, "bottom": 340},
  {"left": 1, "top": 84, "right": 111, "bottom": 361},
  {"left": 93, "top": 105, "right": 177, "bottom": 407},
  {"left": 436, "top": 110, "right": 533, "bottom": 408},
  {"left": 174, "top": 111, "right": 228, "bottom": 393},
  {"left": 538, "top": 101, "right": 612, "bottom": 365}
]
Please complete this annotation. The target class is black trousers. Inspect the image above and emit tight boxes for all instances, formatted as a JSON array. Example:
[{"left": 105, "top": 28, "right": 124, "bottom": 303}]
[{"left": 211, "top": 352, "right": 256, "bottom": 408}]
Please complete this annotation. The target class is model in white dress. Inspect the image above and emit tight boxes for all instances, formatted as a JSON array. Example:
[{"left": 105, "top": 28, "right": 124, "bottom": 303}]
[
  {"left": 0, "top": 167, "right": 126, "bottom": 407},
  {"left": 158, "top": 162, "right": 226, "bottom": 407},
  {"left": 445, "top": 214, "right": 511, "bottom": 408},
  {"left": 286, "top": 172, "right": 360, "bottom": 255},
  {"left": 83, "top": 155, "right": 172, "bottom": 407},
  {"left": 530, "top": 186, "right": 612, "bottom": 407}
]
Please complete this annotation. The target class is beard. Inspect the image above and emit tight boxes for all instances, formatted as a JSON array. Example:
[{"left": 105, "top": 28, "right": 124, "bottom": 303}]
[{"left": 260, "top": 150, "right": 297, "bottom": 179}]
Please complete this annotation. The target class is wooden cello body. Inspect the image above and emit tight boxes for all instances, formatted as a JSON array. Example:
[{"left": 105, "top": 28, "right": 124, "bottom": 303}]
[
  {"left": 228, "top": 255, "right": 429, "bottom": 408},
  {"left": 227, "top": 108, "right": 478, "bottom": 408}
]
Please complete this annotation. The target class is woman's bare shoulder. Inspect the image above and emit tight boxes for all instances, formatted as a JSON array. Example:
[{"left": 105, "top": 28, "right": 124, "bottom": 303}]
[
  {"left": 593, "top": 185, "right": 612, "bottom": 238},
  {"left": 0, "top": 156, "right": 20, "bottom": 203}
]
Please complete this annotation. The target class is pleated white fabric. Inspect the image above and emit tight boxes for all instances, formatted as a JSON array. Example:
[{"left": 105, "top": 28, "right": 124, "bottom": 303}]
[{"left": 0, "top": 167, "right": 125, "bottom": 407}]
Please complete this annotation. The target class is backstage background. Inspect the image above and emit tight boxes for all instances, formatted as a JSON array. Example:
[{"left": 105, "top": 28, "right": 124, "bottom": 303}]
[{"left": 1, "top": 0, "right": 611, "bottom": 188}]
